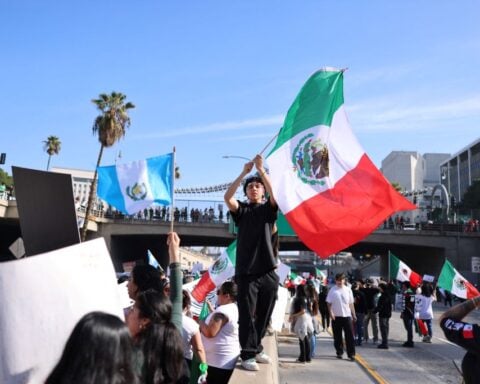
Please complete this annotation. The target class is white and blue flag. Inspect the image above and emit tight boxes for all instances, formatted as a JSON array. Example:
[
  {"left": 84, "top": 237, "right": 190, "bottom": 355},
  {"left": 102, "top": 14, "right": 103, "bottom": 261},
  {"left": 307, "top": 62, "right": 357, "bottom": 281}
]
[
  {"left": 147, "top": 249, "right": 164, "bottom": 272},
  {"left": 97, "top": 153, "right": 173, "bottom": 215}
]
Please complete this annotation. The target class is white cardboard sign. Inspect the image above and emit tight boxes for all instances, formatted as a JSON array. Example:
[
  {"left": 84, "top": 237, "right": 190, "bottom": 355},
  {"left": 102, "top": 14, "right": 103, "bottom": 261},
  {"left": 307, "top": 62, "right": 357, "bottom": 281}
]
[{"left": 0, "top": 238, "right": 124, "bottom": 384}]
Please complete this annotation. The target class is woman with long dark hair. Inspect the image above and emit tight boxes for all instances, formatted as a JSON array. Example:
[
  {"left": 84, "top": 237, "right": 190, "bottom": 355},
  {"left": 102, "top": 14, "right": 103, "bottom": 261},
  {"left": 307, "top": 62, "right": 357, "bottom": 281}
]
[
  {"left": 318, "top": 285, "right": 330, "bottom": 331},
  {"left": 46, "top": 312, "right": 138, "bottom": 384},
  {"left": 127, "top": 289, "right": 189, "bottom": 384},
  {"left": 127, "top": 264, "right": 163, "bottom": 301},
  {"left": 289, "top": 284, "right": 314, "bottom": 363}
]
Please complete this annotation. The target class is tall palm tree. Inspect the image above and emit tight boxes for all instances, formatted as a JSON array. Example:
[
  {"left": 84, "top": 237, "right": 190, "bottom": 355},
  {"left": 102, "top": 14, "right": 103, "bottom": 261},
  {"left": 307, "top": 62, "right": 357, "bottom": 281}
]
[
  {"left": 80, "top": 92, "right": 135, "bottom": 241},
  {"left": 43, "top": 136, "right": 61, "bottom": 171}
]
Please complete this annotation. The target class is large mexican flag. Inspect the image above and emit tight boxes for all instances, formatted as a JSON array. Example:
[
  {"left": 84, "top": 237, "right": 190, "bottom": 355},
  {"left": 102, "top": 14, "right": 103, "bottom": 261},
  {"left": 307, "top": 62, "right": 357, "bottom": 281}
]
[
  {"left": 389, "top": 251, "right": 422, "bottom": 287},
  {"left": 266, "top": 68, "right": 415, "bottom": 258},
  {"left": 438, "top": 259, "right": 479, "bottom": 300}
]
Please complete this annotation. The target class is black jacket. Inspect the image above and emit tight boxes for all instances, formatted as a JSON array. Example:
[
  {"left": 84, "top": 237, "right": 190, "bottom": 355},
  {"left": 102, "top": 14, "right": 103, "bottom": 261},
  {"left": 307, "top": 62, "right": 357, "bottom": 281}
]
[{"left": 375, "top": 293, "right": 392, "bottom": 318}]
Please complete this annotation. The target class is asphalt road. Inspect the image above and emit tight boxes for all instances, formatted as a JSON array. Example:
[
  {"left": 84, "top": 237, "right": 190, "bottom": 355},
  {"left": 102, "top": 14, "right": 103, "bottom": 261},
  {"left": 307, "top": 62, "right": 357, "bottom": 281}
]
[{"left": 278, "top": 302, "right": 478, "bottom": 384}]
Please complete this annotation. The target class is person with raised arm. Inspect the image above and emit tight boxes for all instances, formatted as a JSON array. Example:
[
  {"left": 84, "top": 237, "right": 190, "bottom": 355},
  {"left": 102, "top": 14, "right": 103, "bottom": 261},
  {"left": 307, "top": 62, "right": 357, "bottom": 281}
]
[
  {"left": 224, "top": 154, "right": 279, "bottom": 371},
  {"left": 440, "top": 295, "right": 480, "bottom": 383}
]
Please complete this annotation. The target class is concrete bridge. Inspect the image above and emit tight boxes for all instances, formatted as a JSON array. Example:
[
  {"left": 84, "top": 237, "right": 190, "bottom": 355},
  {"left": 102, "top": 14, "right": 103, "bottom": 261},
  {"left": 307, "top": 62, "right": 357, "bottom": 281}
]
[{"left": 1, "top": 197, "right": 479, "bottom": 284}]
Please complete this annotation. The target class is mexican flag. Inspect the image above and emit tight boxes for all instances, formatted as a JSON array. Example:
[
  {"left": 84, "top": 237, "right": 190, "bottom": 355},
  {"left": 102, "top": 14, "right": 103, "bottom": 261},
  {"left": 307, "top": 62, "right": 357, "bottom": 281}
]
[
  {"left": 290, "top": 271, "right": 305, "bottom": 285},
  {"left": 437, "top": 259, "right": 479, "bottom": 300},
  {"left": 316, "top": 268, "right": 327, "bottom": 285},
  {"left": 191, "top": 241, "right": 236, "bottom": 302},
  {"left": 389, "top": 251, "right": 422, "bottom": 287},
  {"left": 266, "top": 68, "right": 415, "bottom": 258}
]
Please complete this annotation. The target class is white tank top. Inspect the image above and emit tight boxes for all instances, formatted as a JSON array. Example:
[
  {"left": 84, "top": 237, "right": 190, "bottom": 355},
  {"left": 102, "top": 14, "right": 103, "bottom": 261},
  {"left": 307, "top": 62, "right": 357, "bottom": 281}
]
[{"left": 201, "top": 302, "right": 240, "bottom": 369}]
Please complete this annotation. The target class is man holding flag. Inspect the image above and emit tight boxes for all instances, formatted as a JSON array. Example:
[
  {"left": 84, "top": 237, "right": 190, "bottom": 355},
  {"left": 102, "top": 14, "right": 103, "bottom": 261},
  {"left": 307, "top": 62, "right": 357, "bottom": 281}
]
[{"left": 224, "top": 154, "right": 279, "bottom": 372}]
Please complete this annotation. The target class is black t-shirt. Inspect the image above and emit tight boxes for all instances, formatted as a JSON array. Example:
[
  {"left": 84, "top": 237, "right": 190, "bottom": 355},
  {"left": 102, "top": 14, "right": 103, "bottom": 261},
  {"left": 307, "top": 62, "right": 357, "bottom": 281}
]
[
  {"left": 353, "top": 290, "right": 367, "bottom": 314},
  {"left": 231, "top": 199, "right": 277, "bottom": 276},
  {"left": 440, "top": 317, "right": 480, "bottom": 383},
  {"left": 376, "top": 293, "right": 392, "bottom": 318},
  {"left": 402, "top": 290, "right": 416, "bottom": 318}
]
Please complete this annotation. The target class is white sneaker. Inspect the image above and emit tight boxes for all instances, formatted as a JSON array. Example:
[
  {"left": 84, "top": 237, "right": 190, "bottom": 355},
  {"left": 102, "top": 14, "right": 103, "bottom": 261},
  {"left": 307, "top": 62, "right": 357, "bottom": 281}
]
[
  {"left": 241, "top": 358, "right": 260, "bottom": 371},
  {"left": 256, "top": 351, "right": 272, "bottom": 364}
]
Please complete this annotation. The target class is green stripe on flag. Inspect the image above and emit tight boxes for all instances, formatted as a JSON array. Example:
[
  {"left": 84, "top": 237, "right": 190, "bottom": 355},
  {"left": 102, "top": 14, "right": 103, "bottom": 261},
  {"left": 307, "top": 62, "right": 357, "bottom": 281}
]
[
  {"left": 389, "top": 251, "right": 400, "bottom": 280},
  {"left": 198, "top": 300, "right": 210, "bottom": 321},
  {"left": 268, "top": 69, "right": 344, "bottom": 154},
  {"left": 438, "top": 260, "right": 455, "bottom": 292},
  {"left": 225, "top": 240, "right": 237, "bottom": 265}
]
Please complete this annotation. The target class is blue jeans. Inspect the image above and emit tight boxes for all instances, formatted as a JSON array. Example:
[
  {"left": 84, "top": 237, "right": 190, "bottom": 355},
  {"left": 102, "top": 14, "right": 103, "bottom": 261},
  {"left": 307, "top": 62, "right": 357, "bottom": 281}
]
[
  {"left": 355, "top": 313, "right": 365, "bottom": 345},
  {"left": 310, "top": 333, "right": 316, "bottom": 358},
  {"left": 422, "top": 318, "right": 432, "bottom": 337}
]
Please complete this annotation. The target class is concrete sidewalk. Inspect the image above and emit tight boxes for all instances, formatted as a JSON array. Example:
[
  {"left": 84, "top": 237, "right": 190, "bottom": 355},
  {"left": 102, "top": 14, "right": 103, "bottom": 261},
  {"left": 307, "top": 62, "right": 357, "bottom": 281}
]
[
  {"left": 229, "top": 333, "right": 279, "bottom": 384},
  {"left": 229, "top": 328, "right": 380, "bottom": 384}
]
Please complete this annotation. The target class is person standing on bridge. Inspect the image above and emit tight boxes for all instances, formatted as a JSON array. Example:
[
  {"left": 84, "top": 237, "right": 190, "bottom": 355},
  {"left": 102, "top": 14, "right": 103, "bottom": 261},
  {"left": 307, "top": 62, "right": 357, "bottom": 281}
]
[
  {"left": 224, "top": 154, "right": 279, "bottom": 372},
  {"left": 440, "top": 295, "right": 480, "bottom": 383}
]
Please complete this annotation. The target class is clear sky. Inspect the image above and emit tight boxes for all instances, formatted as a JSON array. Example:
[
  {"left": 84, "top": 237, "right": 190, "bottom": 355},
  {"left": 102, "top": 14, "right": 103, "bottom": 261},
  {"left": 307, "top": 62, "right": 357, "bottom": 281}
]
[{"left": 1, "top": 1, "right": 479, "bottom": 191}]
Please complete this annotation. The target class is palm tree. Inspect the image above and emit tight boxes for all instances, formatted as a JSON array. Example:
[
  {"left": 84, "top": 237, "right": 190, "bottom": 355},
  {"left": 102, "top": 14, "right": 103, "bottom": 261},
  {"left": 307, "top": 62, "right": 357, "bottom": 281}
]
[
  {"left": 80, "top": 92, "right": 135, "bottom": 241},
  {"left": 43, "top": 136, "right": 61, "bottom": 171}
]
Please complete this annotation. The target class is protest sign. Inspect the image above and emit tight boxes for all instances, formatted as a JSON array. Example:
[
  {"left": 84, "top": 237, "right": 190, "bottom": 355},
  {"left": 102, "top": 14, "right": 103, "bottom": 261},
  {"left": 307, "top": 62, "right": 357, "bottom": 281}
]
[{"left": 0, "top": 238, "right": 123, "bottom": 384}]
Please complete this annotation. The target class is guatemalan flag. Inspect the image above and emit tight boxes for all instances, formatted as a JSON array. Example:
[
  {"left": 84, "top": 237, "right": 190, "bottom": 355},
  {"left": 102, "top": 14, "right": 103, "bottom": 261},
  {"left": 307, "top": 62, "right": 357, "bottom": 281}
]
[
  {"left": 266, "top": 68, "right": 415, "bottom": 258},
  {"left": 97, "top": 153, "right": 173, "bottom": 215}
]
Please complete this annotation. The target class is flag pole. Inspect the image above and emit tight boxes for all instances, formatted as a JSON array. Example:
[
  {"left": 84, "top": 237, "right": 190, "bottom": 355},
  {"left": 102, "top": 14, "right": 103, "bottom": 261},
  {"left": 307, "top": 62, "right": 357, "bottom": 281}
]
[
  {"left": 170, "top": 146, "right": 176, "bottom": 233},
  {"left": 257, "top": 132, "right": 279, "bottom": 157}
]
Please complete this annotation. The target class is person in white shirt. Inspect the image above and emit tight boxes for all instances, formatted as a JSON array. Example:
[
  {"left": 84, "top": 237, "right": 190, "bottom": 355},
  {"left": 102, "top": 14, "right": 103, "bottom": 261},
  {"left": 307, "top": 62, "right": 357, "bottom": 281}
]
[
  {"left": 326, "top": 273, "right": 357, "bottom": 361},
  {"left": 182, "top": 290, "right": 207, "bottom": 383},
  {"left": 416, "top": 282, "right": 436, "bottom": 343},
  {"left": 200, "top": 281, "right": 240, "bottom": 384}
]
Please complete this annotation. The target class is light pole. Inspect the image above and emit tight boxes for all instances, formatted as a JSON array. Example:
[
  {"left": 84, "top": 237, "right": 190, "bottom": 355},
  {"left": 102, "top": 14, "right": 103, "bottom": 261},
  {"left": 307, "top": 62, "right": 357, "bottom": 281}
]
[{"left": 221, "top": 155, "right": 251, "bottom": 161}]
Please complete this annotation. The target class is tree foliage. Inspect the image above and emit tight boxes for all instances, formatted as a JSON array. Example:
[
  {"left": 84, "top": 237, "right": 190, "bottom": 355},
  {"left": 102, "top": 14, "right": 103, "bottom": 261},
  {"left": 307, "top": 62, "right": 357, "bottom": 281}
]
[
  {"left": 461, "top": 180, "right": 480, "bottom": 209},
  {"left": 43, "top": 135, "right": 61, "bottom": 170},
  {"left": 81, "top": 92, "right": 135, "bottom": 241},
  {"left": 0, "top": 168, "right": 13, "bottom": 186}
]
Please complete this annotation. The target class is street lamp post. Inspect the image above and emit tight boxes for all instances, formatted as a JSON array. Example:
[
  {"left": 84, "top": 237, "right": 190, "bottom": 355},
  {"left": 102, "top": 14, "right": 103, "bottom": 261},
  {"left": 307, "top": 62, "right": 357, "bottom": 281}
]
[{"left": 221, "top": 155, "right": 251, "bottom": 161}]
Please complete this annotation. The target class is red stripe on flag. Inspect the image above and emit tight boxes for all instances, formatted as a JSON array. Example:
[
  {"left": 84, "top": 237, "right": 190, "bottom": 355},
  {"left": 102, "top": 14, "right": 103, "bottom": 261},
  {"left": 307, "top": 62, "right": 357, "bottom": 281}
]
[
  {"left": 417, "top": 319, "right": 428, "bottom": 336},
  {"left": 466, "top": 282, "right": 480, "bottom": 300},
  {"left": 285, "top": 155, "right": 415, "bottom": 258},
  {"left": 463, "top": 324, "right": 474, "bottom": 339},
  {"left": 410, "top": 271, "right": 423, "bottom": 288},
  {"left": 191, "top": 273, "right": 216, "bottom": 302}
]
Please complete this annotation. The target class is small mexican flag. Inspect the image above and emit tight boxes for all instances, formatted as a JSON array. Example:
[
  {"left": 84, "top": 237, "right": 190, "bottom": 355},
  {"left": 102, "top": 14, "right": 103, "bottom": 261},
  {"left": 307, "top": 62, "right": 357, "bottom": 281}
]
[
  {"left": 191, "top": 241, "right": 236, "bottom": 302},
  {"left": 437, "top": 259, "right": 480, "bottom": 300},
  {"left": 389, "top": 251, "right": 422, "bottom": 287},
  {"left": 290, "top": 271, "right": 305, "bottom": 285},
  {"left": 316, "top": 268, "right": 327, "bottom": 285},
  {"left": 266, "top": 68, "right": 415, "bottom": 258}
]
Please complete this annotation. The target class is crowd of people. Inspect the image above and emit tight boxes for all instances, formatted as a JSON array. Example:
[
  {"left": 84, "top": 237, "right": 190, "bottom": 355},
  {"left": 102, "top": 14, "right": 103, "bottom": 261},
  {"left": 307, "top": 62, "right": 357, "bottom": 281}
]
[
  {"left": 45, "top": 154, "right": 480, "bottom": 384},
  {"left": 282, "top": 272, "right": 455, "bottom": 365},
  {"left": 48, "top": 155, "right": 278, "bottom": 384}
]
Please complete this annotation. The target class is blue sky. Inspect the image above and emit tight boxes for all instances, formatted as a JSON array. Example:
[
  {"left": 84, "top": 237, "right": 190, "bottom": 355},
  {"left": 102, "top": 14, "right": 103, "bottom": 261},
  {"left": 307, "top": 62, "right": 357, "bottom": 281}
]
[{"left": 1, "top": 1, "right": 479, "bottom": 191}]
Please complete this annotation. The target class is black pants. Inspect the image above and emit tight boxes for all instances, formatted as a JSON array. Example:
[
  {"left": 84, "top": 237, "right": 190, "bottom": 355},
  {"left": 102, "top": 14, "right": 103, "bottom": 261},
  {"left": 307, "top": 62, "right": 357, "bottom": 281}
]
[
  {"left": 379, "top": 317, "right": 390, "bottom": 346},
  {"left": 298, "top": 335, "right": 311, "bottom": 362},
  {"left": 319, "top": 307, "right": 330, "bottom": 329},
  {"left": 402, "top": 316, "right": 414, "bottom": 343},
  {"left": 332, "top": 317, "right": 355, "bottom": 358},
  {"left": 237, "top": 270, "right": 279, "bottom": 360},
  {"left": 206, "top": 365, "right": 233, "bottom": 384}
]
